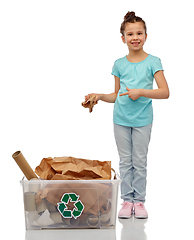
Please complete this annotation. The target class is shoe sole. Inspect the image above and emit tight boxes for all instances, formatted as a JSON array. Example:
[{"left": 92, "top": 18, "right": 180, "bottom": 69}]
[
  {"left": 118, "top": 215, "right": 132, "bottom": 219},
  {"left": 134, "top": 215, "right": 148, "bottom": 219}
]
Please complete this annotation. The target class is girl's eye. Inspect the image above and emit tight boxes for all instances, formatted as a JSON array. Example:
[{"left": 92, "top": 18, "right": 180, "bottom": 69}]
[
  {"left": 138, "top": 33, "right": 142, "bottom": 35},
  {"left": 128, "top": 34, "right": 132, "bottom": 36}
]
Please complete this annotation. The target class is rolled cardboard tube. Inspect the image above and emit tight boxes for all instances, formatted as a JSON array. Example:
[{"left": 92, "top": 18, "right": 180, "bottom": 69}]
[
  {"left": 69, "top": 218, "right": 80, "bottom": 227},
  {"left": 50, "top": 212, "right": 63, "bottom": 224},
  {"left": 12, "top": 151, "right": 38, "bottom": 180},
  {"left": 37, "top": 199, "right": 48, "bottom": 214},
  {"left": 24, "top": 192, "right": 37, "bottom": 212},
  {"left": 87, "top": 215, "right": 99, "bottom": 227},
  {"left": 100, "top": 214, "right": 110, "bottom": 224},
  {"left": 62, "top": 218, "right": 80, "bottom": 227},
  {"left": 27, "top": 211, "right": 39, "bottom": 224},
  {"left": 47, "top": 201, "right": 57, "bottom": 212}
]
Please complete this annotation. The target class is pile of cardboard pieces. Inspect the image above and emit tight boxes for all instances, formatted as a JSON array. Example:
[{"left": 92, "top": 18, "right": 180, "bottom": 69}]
[{"left": 35, "top": 156, "right": 111, "bottom": 180}]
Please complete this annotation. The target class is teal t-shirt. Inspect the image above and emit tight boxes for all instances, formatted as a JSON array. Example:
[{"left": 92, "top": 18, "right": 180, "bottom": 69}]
[{"left": 111, "top": 54, "right": 163, "bottom": 127}]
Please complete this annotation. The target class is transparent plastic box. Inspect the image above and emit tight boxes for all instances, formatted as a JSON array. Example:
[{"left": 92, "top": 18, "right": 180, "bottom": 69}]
[{"left": 21, "top": 178, "right": 120, "bottom": 230}]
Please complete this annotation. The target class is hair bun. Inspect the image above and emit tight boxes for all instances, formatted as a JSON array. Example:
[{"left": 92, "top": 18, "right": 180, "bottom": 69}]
[
  {"left": 120, "top": 11, "right": 147, "bottom": 36},
  {"left": 124, "top": 11, "right": 135, "bottom": 20}
]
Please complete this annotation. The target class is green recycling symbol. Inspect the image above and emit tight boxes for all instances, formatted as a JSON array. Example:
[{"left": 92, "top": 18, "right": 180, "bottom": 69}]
[{"left": 57, "top": 193, "right": 84, "bottom": 219}]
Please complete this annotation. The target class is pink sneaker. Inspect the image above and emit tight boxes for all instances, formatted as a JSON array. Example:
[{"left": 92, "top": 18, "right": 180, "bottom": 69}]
[
  {"left": 134, "top": 202, "right": 148, "bottom": 219},
  {"left": 118, "top": 201, "right": 134, "bottom": 218}
]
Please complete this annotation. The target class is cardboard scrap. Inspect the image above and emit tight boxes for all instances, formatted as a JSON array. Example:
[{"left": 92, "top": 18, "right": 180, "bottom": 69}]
[
  {"left": 35, "top": 156, "right": 111, "bottom": 180},
  {"left": 82, "top": 94, "right": 97, "bottom": 113}
]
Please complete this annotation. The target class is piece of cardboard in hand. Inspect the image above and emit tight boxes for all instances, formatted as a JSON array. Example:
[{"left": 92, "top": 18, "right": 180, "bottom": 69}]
[{"left": 82, "top": 94, "right": 97, "bottom": 113}]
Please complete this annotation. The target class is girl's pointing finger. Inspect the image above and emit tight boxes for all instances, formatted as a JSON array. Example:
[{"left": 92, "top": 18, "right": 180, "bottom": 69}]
[{"left": 119, "top": 92, "right": 129, "bottom": 96}]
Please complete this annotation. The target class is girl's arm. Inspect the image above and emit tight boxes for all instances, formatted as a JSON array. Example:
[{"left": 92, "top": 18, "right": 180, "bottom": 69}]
[
  {"left": 120, "top": 70, "right": 169, "bottom": 100},
  {"left": 85, "top": 76, "right": 120, "bottom": 103},
  {"left": 141, "top": 70, "right": 170, "bottom": 99}
]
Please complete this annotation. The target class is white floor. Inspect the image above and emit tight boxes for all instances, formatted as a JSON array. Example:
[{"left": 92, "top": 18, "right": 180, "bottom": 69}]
[
  {"left": 24, "top": 216, "right": 147, "bottom": 240},
  {"left": 24, "top": 212, "right": 192, "bottom": 240}
]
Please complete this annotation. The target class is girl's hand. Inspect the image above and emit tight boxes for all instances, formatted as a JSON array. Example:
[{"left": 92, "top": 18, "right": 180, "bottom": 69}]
[
  {"left": 119, "top": 87, "right": 142, "bottom": 100},
  {"left": 85, "top": 93, "right": 101, "bottom": 103}
]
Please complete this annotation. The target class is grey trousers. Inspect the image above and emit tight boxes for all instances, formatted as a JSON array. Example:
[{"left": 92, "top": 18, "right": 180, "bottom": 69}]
[{"left": 114, "top": 123, "right": 152, "bottom": 203}]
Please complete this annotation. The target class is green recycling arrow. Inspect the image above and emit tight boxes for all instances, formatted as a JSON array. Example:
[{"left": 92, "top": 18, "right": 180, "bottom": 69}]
[{"left": 57, "top": 193, "right": 84, "bottom": 219}]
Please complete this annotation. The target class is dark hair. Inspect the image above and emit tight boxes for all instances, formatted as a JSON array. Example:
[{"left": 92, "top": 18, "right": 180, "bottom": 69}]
[{"left": 120, "top": 11, "right": 147, "bottom": 36}]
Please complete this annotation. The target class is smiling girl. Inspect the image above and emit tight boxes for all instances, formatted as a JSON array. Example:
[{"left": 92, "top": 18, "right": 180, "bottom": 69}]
[{"left": 85, "top": 11, "right": 169, "bottom": 219}]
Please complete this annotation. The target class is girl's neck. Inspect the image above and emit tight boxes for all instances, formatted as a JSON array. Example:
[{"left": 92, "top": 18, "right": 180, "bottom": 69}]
[{"left": 127, "top": 49, "right": 148, "bottom": 63}]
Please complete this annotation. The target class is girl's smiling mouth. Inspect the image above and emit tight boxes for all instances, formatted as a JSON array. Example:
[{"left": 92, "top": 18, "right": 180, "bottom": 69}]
[
  {"left": 131, "top": 42, "right": 141, "bottom": 47},
  {"left": 131, "top": 42, "right": 140, "bottom": 45}
]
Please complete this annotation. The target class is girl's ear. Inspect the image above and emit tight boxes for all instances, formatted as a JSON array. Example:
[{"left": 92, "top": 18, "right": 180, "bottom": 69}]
[
  {"left": 145, "top": 33, "right": 147, "bottom": 42},
  {"left": 121, "top": 35, "right": 126, "bottom": 44}
]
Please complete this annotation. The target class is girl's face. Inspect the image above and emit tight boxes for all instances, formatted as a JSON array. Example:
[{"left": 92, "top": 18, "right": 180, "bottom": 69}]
[{"left": 121, "top": 22, "right": 147, "bottom": 52}]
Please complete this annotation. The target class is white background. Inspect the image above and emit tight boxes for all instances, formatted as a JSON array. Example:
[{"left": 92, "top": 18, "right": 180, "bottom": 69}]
[{"left": 0, "top": 0, "right": 194, "bottom": 239}]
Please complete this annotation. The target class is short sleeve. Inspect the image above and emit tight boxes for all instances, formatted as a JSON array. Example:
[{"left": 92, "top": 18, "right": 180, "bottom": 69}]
[
  {"left": 152, "top": 57, "right": 163, "bottom": 75},
  {"left": 111, "top": 60, "right": 121, "bottom": 78}
]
